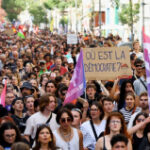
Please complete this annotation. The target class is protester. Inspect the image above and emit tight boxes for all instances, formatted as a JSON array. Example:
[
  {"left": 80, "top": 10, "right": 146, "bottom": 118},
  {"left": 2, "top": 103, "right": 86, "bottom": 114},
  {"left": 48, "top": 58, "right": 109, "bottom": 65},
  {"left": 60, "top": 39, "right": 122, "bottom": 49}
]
[
  {"left": 111, "top": 134, "right": 128, "bottom": 150},
  {"left": 71, "top": 108, "right": 95, "bottom": 150},
  {"left": 11, "top": 97, "right": 28, "bottom": 133},
  {"left": 11, "top": 142, "right": 30, "bottom": 150},
  {"left": 53, "top": 108, "right": 83, "bottom": 150},
  {"left": 95, "top": 112, "right": 132, "bottom": 150},
  {"left": 33, "top": 125, "right": 58, "bottom": 150},
  {"left": 24, "top": 95, "right": 35, "bottom": 117},
  {"left": 80, "top": 101, "right": 106, "bottom": 149},
  {"left": 24, "top": 94, "right": 59, "bottom": 143},
  {"left": 119, "top": 92, "right": 141, "bottom": 124},
  {"left": 0, "top": 122, "right": 28, "bottom": 149},
  {"left": 131, "top": 112, "right": 150, "bottom": 150},
  {"left": 133, "top": 63, "right": 147, "bottom": 96},
  {"left": 128, "top": 92, "right": 149, "bottom": 128},
  {"left": 101, "top": 96, "right": 114, "bottom": 119}
]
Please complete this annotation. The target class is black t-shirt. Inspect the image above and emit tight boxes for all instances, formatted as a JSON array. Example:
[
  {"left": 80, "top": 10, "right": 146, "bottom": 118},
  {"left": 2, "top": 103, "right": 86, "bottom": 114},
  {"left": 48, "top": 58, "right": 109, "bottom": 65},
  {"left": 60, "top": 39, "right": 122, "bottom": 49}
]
[{"left": 11, "top": 114, "right": 29, "bottom": 133}]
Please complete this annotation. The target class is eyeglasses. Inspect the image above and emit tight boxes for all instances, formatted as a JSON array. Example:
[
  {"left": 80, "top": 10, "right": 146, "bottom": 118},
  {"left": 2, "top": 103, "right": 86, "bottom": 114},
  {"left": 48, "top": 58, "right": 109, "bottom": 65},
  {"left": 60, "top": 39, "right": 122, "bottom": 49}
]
[
  {"left": 6, "top": 96, "right": 14, "bottom": 99},
  {"left": 5, "top": 134, "right": 16, "bottom": 138},
  {"left": 137, "top": 118, "right": 145, "bottom": 122},
  {"left": 90, "top": 108, "right": 99, "bottom": 112},
  {"left": 60, "top": 117, "right": 71, "bottom": 123},
  {"left": 110, "top": 120, "right": 121, "bottom": 124}
]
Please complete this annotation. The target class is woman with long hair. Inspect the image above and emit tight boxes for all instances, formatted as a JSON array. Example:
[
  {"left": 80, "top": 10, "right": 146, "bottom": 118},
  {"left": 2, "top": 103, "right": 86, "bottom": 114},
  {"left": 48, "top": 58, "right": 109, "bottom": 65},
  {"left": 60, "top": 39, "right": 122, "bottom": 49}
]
[
  {"left": 110, "top": 79, "right": 135, "bottom": 110},
  {"left": 33, "top": 125, "right": 58, "bottom": 150},
  {"left": 80, "top": 101, "right": 106, "bottom": 150},
  {"left": 131, "top": 112, "right": 150, "bottom": 150},
  {"left": 95, "top": 112, "right": 132, "bottom": 150},
  {"left": 53, "top": 108, "right": 83, "bottom": 150},
  {"left": 39, "top": 74, "right": 49, "bottom": 95},
  {"left": 0, "top": 122, "right": 26, "bottom": 149}
]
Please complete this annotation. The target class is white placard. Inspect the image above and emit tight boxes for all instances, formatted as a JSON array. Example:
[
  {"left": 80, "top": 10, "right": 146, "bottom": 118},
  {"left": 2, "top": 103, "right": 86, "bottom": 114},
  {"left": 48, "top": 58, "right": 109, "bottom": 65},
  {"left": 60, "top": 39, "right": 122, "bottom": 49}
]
[{"left": 67, "top": 34, "right": 78, "bottom": 44}]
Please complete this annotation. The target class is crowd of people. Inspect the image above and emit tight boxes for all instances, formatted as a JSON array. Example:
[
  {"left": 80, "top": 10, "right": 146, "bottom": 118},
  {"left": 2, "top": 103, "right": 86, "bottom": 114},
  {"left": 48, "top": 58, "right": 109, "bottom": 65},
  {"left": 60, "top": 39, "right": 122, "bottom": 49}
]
[{"left": 0, "top": 24, "right": 150, "bottom": 150}]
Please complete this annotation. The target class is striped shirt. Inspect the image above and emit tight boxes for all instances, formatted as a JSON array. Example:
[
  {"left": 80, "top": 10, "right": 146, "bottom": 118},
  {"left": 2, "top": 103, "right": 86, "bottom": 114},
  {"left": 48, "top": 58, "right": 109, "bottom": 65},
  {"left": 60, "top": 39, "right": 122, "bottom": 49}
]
[{"left": 119, "top": 107, "right": 141, "bottom": 124}]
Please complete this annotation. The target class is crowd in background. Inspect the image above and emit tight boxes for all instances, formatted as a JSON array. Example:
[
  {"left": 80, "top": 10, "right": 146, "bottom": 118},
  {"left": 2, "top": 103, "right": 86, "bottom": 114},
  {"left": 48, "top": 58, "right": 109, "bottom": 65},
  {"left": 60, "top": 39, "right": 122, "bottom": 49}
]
[{"left": 0, "top": 24, "right": 150, "bottom": 150}]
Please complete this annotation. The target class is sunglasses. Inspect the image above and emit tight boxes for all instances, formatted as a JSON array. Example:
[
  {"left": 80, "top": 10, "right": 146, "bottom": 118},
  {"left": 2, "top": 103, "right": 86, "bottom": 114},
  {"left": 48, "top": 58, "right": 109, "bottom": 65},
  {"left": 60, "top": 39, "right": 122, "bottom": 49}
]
[
  {"left": 60, "top": 117, "right": 71, "bottom": 123},
  {"left": 135, "top": 65, "right": 142, "bottom": 67},
  {"left": 137, "top": 118, "right": 145, "bottom": 122}
]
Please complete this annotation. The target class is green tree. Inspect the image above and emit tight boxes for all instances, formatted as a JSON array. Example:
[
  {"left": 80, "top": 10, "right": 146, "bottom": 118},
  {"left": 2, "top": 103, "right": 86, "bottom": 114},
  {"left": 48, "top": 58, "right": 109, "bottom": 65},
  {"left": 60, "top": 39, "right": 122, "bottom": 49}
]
[
  {"left": 2, "top": 0, "right": 26, "bottom": 21},
  {"left": 60, "top": 16, "right": 68, "bottom": 28},
  {"left": 119, "top": 2, "right": 140, "bottom": 26},
  {"left": 29, "top": 5, "right": 48, "bottom": 25}
]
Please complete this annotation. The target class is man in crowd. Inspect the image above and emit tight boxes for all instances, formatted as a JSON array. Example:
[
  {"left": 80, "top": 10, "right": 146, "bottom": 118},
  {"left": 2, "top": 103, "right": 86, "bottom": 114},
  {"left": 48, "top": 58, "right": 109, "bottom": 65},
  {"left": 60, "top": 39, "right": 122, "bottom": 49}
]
[
  {"left": 133, "top": 63, "right": 147, "bottom": 96},
  {"left": 128, "top": 92, "right": 149, "bottom": 128},
  {"left": 111, "top": 134, "right": 128, "bottom": 150},
  {"left": 24, "top": 94, "right": 59, "bottom": 143}
]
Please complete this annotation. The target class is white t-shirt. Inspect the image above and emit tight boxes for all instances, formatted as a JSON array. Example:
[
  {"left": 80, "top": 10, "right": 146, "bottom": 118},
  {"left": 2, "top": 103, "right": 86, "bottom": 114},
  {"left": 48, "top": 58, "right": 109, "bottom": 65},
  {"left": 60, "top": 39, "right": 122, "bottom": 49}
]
[
  {"left": 80, "top": 119, "right": 106, "bottom": 148},
  {"left": 24, "top": 111, "right": 59, "bottom": 139}
]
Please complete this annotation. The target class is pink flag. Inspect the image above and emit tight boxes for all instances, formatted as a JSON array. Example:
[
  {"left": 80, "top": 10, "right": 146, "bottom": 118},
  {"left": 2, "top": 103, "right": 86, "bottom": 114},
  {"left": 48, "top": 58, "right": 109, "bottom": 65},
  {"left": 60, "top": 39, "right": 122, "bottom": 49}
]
[
  {"left": 143, "top": 28, "right": 150, "bottom": 111},
  {"left": 64, "top": 50, "right": 86, "bottom": 105},
  {"left": 0, "top": 80, "right": 7, "bottom": 107}
]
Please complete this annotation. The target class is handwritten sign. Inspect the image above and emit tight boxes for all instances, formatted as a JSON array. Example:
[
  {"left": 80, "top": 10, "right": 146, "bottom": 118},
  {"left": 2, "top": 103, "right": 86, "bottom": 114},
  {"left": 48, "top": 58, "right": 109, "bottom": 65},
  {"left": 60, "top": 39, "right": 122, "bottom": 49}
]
[
  {"left": 67, "top": 34, "right": 78, "bottom": 44},
  {"left": 83, "top": 47, "right": 132, "bottom": 80}
]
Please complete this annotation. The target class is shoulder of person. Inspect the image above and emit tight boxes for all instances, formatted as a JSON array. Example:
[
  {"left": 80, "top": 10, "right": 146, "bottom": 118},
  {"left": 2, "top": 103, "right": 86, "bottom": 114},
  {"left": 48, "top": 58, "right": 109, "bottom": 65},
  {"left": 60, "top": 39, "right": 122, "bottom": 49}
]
[{"left": 80, "top": 120, "right": 90, "bottom": 127}]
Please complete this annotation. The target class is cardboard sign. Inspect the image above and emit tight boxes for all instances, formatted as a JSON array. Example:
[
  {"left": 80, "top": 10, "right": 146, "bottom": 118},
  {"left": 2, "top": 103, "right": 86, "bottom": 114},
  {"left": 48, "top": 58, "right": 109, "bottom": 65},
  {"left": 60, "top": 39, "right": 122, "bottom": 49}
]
[
  {"left": 67, "top": 34, "right": 78, "bottom": 44},
  {"left": 83, "top": 47, "right": 132, "bottom": 80}
]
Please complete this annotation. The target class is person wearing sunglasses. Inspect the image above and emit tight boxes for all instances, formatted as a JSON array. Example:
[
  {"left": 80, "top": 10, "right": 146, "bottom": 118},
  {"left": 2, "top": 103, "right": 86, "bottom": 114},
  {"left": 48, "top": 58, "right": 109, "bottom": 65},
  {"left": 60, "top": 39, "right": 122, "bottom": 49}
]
[
  {"left": 131, "top": 58, "right": 143, "bottom": 83},
  {"left": 133, "top": 63, "right": 147, "bottom": 96},
  {"left": 131, "top": 112, "right": 150, "bottom": 150},
  {"left": 53, "top": 108, "right": 83, "bottom": 150}
]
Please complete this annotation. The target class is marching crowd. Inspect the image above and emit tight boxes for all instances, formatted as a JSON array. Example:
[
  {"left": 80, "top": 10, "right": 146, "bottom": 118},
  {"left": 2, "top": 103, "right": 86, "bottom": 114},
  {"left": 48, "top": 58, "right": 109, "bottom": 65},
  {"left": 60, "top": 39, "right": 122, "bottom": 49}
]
[{"left": 0, "top": 25, "right": 150, "bottom": 150}]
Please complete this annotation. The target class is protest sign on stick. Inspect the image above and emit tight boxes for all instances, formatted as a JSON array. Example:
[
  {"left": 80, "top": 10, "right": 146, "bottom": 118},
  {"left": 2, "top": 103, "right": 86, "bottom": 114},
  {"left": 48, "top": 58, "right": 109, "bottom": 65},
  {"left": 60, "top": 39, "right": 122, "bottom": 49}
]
[{"left": 83, "top": 47, "right": 132, "bottom": 80}]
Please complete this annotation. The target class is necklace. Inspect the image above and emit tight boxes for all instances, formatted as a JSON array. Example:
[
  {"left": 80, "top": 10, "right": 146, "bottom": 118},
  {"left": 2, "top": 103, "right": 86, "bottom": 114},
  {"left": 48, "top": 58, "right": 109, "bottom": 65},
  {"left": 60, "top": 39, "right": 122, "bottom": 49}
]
[{"left": 59, "top": 128, "right": 72, "bottom": 150}]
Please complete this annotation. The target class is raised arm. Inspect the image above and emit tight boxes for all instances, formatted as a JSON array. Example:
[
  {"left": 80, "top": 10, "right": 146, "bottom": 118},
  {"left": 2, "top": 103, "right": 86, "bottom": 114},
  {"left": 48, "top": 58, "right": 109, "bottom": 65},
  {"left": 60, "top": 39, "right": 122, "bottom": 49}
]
[{"left": 128, "top": 116, "right": 150, "bottom": 135}]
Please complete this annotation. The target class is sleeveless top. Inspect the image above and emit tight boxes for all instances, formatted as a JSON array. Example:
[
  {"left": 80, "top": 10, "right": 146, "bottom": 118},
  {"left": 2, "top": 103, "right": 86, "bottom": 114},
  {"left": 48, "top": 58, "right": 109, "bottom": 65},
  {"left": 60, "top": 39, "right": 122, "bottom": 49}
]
[
  {"left": 103, "top": 137, "right": 108, "bottom": 150},
  {"left": 53, "top": 128, "right": 79, "bottom": 150},
  {"left": 133, "top": 133, "right": 150, "bottom": 150},
  {"left": 133, "top": 133, "right": 144, "bottom": 150}
]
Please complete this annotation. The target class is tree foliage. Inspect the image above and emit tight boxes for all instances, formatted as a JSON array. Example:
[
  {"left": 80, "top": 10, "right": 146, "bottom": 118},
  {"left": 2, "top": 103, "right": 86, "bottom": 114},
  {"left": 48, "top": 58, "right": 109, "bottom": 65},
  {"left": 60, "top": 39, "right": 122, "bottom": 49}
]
[
  {"left": 2, "top": 0, "right": 82, "bottom": 25},
  {"left": 2, "top": 0, "right": 26, "bottom": 21},
  {"left": 29, "top": 5, "right": 48, "bottom": 25},
  {"left": 119, "top": 3, "right": 140, "bottom": 26}
]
